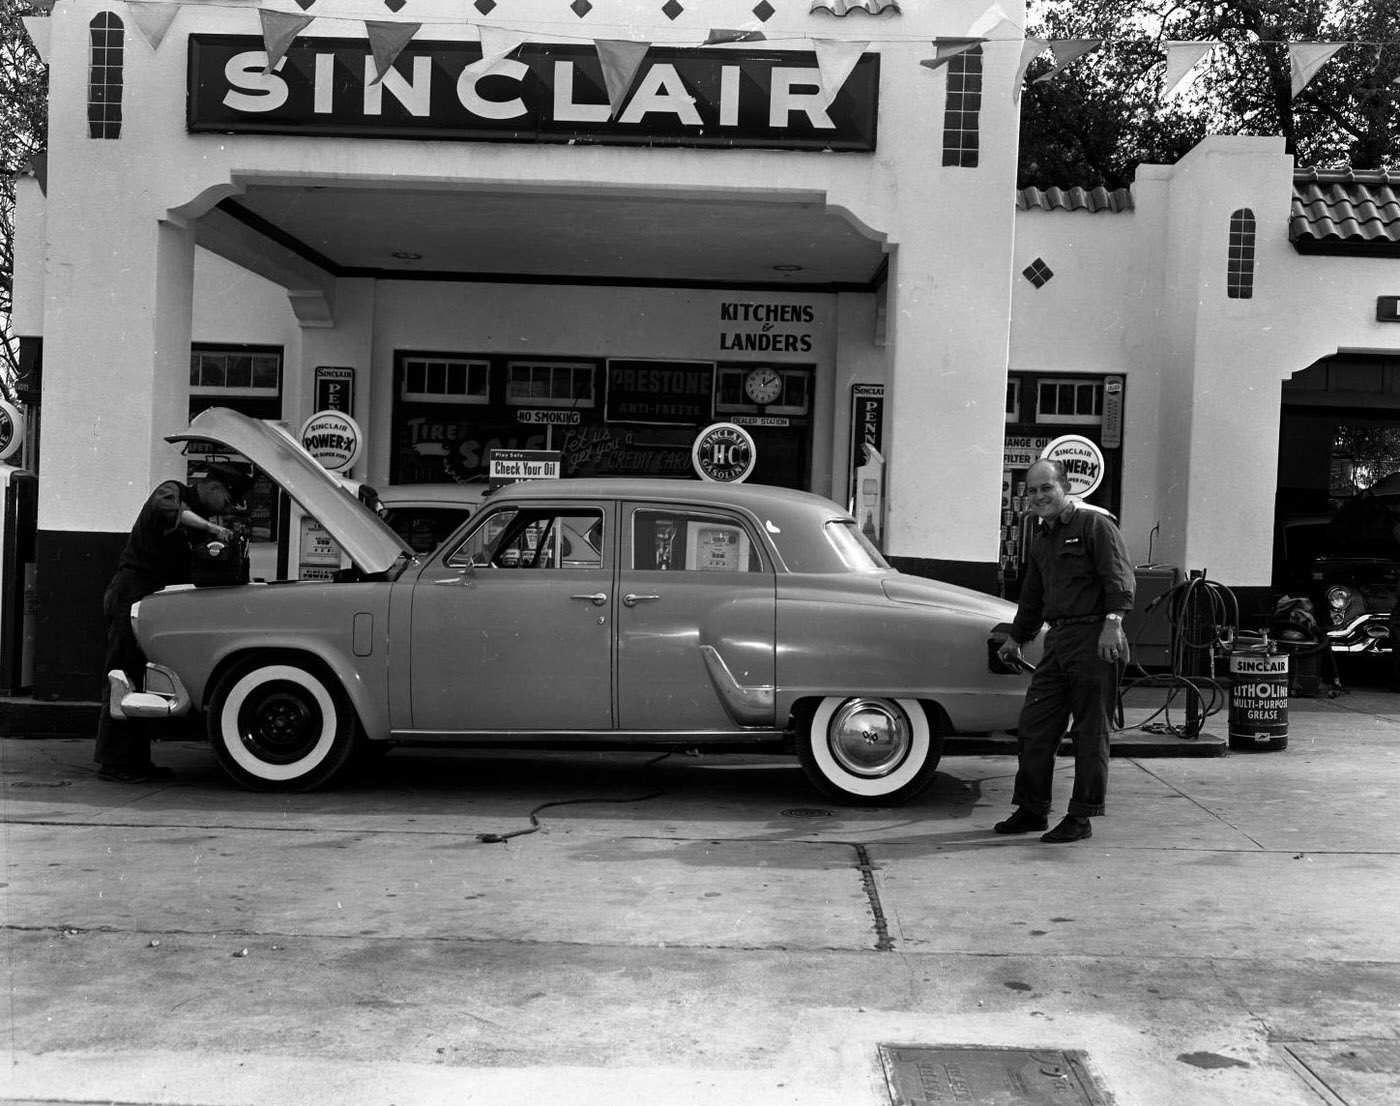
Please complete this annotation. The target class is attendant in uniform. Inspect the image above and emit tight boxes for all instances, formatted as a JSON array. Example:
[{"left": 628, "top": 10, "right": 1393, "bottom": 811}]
[
  {"left": 995, "top": 458, "right": 1135, "bottom": 842},
  {"left": 94, "top": 462, "right": 252, "bottom": 782}
]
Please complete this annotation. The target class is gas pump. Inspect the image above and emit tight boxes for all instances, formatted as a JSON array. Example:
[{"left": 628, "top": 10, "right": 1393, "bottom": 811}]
[
  {"left": 853, "top": 444, "right": 885, "bottom": 546},
  {"left": 0, "top": 464, "right": 38, "bottom": 693}
]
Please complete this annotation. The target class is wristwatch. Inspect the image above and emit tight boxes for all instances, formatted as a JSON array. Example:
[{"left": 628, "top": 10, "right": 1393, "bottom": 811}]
[{"left": 1104, "top": 613, "right": 1123, "bottom": 623}]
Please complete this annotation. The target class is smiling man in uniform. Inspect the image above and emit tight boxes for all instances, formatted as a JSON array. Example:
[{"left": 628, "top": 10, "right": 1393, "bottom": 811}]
[{"left": 995, "top": 458, "right": 1135, "bottom": 842}]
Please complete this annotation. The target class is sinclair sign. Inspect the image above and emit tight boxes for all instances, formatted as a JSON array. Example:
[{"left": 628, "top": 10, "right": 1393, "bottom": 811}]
[{"left": 187, "top": 38, "right": 879, "bottom": 151}]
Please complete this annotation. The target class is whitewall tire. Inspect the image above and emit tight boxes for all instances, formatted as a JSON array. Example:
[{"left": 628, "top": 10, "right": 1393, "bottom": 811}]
[
  {"left": 798, "top": 697, "right": 941, "bottom": 806},
  {"left": 206, "top": 659, "right": 357, "bottom": 792}
]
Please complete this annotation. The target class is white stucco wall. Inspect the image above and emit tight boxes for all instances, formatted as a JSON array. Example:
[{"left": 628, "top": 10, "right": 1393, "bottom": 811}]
[
  {"left": 25, "top": 0, "right": 1028, "bottom": 565},
  {"left": 1010, "top": 137, "right": 1400, "bottom": 588}
]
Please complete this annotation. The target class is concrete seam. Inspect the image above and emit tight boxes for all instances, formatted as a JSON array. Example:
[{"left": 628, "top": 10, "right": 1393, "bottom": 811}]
[
  {"left": 1271, "top": 1042, "right": 1350, "bottom": 1106},
  {"left": 850, "top": 842, "right": 895, "bottom": 953}
]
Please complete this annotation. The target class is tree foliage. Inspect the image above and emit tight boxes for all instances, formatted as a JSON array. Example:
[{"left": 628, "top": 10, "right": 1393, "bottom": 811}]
[
  {"left": 1020, "top": 1, "right": 1400, "bottom": 190},
  {"left": 1, "top": 0, "right": 47, "bottom": 396}
]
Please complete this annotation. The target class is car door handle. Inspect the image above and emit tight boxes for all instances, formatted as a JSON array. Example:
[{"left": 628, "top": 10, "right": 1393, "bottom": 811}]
[
  {"left": 622, "top": 593, "right": 661, "bottom": 607},
  {"left": 571, "top": 592, "right": 609, "bottom": 606}
]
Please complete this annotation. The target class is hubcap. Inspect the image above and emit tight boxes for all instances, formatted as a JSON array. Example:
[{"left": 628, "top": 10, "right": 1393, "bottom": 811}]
[
  {"left": 238, "top": 684, "right": 324, "bottom": 764},
  {"left": 827, "top": 699, "right": 911, "bottom": 778}
]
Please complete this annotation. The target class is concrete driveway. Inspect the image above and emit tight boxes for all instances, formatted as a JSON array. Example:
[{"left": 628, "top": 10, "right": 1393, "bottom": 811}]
[{"left": 3, "top": 689, "right": 1398, "bottom": 1105}]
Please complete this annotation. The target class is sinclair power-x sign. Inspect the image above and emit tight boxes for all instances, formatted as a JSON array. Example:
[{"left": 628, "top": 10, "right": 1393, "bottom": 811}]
[{"left": 187, "top": 38, "right": 879, "bottom": 151}]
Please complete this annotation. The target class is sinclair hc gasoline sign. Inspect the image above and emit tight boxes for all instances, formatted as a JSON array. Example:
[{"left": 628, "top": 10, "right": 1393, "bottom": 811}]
[{"left": 187, "top": 39, "right": 879, "bottom": 151}]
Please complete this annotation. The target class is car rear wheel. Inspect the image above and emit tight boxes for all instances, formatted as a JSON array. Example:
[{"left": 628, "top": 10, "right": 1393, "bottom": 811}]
[
  {"left": 798, "top": 697, "right": 941, "bottom": 806},
  {"left": 206, "top": 659, "right": 357, "bottom": 791}
]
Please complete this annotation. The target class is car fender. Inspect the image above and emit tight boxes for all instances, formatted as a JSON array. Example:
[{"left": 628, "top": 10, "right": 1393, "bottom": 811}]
[
  {"left": 132, "top": 582, "right": 394, "bottom": 738},
  {"left": 774, "top": 575, "right": 1030, "bottom": 733}
]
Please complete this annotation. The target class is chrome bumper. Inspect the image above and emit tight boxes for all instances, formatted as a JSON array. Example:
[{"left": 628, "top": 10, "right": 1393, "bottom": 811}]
[
  {"left": 107, "top": 663, "right": 193, "bottom": 719},
  {"left": 1324, "top": 614, "right": 1394, "bottom": 654}
]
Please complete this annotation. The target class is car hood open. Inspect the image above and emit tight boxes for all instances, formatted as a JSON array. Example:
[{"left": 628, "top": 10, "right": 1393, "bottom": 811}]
[{"left": 167, "top": 408, "right": 412, "bottom": 575}]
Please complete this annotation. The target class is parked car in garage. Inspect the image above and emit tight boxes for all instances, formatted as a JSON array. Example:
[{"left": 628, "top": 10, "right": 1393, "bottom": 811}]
[
  {"left": 374, "top": 481, "right": 488, "bottom": 553},
  {"left": 115, "top": 408, "right": 1034, "bottom": 806},
  {"left": 1309, "top": 485, "right": 1400, "bottom": 654}
]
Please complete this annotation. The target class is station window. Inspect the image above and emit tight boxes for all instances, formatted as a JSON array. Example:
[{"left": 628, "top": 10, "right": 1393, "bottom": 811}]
[
  {"left": 1228, "top": 208, "right": 1256, "bottom": 300},
  {"left": 941, "top": 45, "right": 982, "bottom": 168},
  {"left": 88, "top": 14, "right": 123, "bottom": 139},
  {"left": 1006, "top": 378, "right": 1021, "bottom": 422},
  {"left": 190, "top": 348, "right": 281, "bottom": 396},
  {"left": 1035, "top": 378, "right": 1103, "bottom": 425},
  {"left": 401, "top": 357, "right": 489, "bottom": 404},
  {"left": 505, "top": 361, "right": 596, "bottom": 407}
]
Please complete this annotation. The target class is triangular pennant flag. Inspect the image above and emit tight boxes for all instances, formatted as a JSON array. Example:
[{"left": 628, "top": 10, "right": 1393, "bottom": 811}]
[
  {"left": 966, "top": 3, "right": 1015, "bottom": 40},
  {"left": 127, "top": 2, "right": 179, "bottom": 51},
  {"left": 468, "top": 25, "right": 530, "bottom": 76},
  {"left": 813, "top": 38, "right": 866, "bottom": 108},
  {"left": 1033, "top": 38, "right": 1102, "bottom": 84},
  {"left": 920, "top": 37, "right": 984, "bottom": 74},
  {"left": 1289, "top": 41, "right": 1345, "bottom": 99},
  {"left": 595, "top": 40, "right": 650, "bottom": 117},
  {"left": 1161, "top": 41, "right": 1217, "bottom": 100},
  {"left": 365, "top": 20, "right": 421, "bottom": 85},
  {"left": 705, "top": 28, "right": 766, "bottom": 44},
  {"left": 259, "top": 9, "right": 314, "bottom": 73},
  {"left": 1011, "top": 37, "right": 1048, "bottom": 103}
]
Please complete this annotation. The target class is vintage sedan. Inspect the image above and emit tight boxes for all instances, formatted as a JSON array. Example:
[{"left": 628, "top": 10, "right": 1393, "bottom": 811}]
[{"left": 117, "top": 408, "right": 1033, "bottom": 805}]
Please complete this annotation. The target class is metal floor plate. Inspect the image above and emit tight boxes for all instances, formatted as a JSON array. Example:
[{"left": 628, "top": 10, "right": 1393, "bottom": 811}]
[{"left": 879, "top": 1045, "right": 1112, "bottom": 1106}]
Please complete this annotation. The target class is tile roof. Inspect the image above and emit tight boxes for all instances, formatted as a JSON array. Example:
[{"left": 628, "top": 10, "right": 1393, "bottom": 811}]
[
  {"left": 1016, "top": 185, "right": 1133, "bottom": 213},
  {"left": 810, "top": 0, "right": 901, "bottom": 13},
  {"left": 1290, "top": 168, "right": 1400, "bottom": 256}
]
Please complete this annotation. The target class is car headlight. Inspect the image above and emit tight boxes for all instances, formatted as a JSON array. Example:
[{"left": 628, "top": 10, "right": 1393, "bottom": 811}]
[{"left": 1326, "top": 586, "right": 1353, "bottom": 626}]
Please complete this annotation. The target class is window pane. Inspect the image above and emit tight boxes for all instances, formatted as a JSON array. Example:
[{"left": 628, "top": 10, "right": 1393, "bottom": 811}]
[
  {"left": 225, "top": 355, "right": 252, "bottom": 389},
  {"left": 252, "top": 356, "right": 279, "bottom": 389}
]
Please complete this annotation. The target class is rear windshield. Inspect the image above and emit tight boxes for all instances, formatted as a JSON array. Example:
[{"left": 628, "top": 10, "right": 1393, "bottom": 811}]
[{"left": 825, "top": 519, "right": 890, "bottom": 571}]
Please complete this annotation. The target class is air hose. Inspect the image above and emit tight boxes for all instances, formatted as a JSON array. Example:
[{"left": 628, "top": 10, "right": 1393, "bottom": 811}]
[{"left": 1118, "top": 572, "right": 1237, "bottom": 739}]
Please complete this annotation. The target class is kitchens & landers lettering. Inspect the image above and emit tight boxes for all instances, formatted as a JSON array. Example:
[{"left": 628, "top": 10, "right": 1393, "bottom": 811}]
[{"left": 719, "top": 302, "right": 815, "bottom": 352}]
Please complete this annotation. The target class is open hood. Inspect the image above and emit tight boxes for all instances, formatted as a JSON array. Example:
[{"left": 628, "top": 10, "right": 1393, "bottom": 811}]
[{"left": 167, "top": 408, "right": 412, "bottom": 575}]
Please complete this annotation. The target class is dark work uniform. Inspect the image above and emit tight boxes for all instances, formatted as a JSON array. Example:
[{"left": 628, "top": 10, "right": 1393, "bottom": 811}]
[
  {"left": 1006, "top": 503, "right": 1135, "bottom": 818},
  {"left": 94, "top": 481, "right": 202, "bottom": 771}
]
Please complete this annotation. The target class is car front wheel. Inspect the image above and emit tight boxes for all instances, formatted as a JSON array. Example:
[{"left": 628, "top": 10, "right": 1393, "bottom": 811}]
[
  {"left": 206, "top": 659, "right": 357, "bottom": 791},
  {"left": 798, "top": 697, "right": 941, "bottom": 806}
]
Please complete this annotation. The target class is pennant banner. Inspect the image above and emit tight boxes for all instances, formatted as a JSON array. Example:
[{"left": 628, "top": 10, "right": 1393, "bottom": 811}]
[
  {"left": 705, "top": 28, "right": 766, "bottom": 45},
  {"left": 127, "top": 1, "right": 179, "bottom": 52},
  {"left": 966, "top": 3, "right": 1016, "bottom": 40},
  {"left": 259, "top": 9, "right": 314, "bottom": 73},
  {"left": 469, "top": 25, "right": 530, "bottom": 76},
  {"left": 1012, "top": 37, "right": 1048, "bottom": 103},
  {"left": 1161, "top": 40, "right": 1217, "bottom": 100},
  {"left": 1289, "top": 41, "right": 1345, "bottom": 99},
  {"left": 920, "top": 38, "right": 984, "bottom": 74},
  {"left": 1033, "top": 38, "right": 1102, "bottom": 85},
  {"left": 366, "top": 20, "right": 421, "bottom": 85},
  {"left": 595, "top": 39, "right": 650, "bottom": 117},
  {"left": 813, "top": 38, "right": 867, "bottom": 107}
]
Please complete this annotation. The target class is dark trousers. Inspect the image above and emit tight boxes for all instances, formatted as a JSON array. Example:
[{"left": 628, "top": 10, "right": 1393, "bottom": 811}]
[
  {"left": 1012, "top": 622, "right": 1118, "bottom": 818},
  {"left": 93, "top": 570, "right": 160, "bottom": 770}
]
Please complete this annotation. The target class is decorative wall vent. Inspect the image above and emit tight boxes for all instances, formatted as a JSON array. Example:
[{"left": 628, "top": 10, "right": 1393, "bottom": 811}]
[{"left": 1023, "top": 259, "right": 1054, "bottom": 288}]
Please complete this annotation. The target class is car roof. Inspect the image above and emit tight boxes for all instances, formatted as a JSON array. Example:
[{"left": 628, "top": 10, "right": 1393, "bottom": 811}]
[
  {"left": 484, "top": 478, "right": 862, "bottom": 572},
  {"left": 377, "top": 483, "right": 489, "bottom": 506}
]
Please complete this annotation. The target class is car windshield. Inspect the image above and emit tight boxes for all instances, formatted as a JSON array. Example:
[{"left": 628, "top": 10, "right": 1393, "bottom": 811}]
[{"left": 825, "top": 519, "right": 889, "bottom": 571}]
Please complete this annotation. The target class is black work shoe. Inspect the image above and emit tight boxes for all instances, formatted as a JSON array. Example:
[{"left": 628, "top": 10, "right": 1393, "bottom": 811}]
[
  {"left": 1041, "top": 816, "right": 1092, "bottom": 843},
  {"left": 994, "top": 808, "right": 1049, "bottom": 834}
]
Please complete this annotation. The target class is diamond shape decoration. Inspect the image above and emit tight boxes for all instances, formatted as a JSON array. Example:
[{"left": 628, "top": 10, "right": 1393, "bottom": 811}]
[
  {"left": 1022, "top": 259, "right": 1054, "bottom": 288},
  {"left": 292, "top": 0, "right": 316, "bottom": 10},
  {"left": 384, "top": 0, "right": 406, "bottom": 10},
  {"left": 571, "top": 0, "right": 593, "bottom": 16},
  {"left": 662, "top": 0, "right": 684, "bottom": 19},
  {"left": 474, "top": 0, "right": 495, "bottom": 12},
  {"left": 753, "top": 1, "right": 775, "bottom": 20}
]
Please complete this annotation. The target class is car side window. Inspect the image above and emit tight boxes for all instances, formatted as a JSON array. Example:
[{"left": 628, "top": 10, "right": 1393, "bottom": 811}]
[
  {"left": 631, "top": 508, "right": 763, "bottom": 572},
  {"left": 446, "top": 507, "right": 604, "bottom": 570}
]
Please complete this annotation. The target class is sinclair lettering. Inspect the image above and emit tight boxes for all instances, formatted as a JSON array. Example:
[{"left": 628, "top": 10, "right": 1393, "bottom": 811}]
[{"left": 188, "top": 38, "right": 879, "bottom": 152}]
